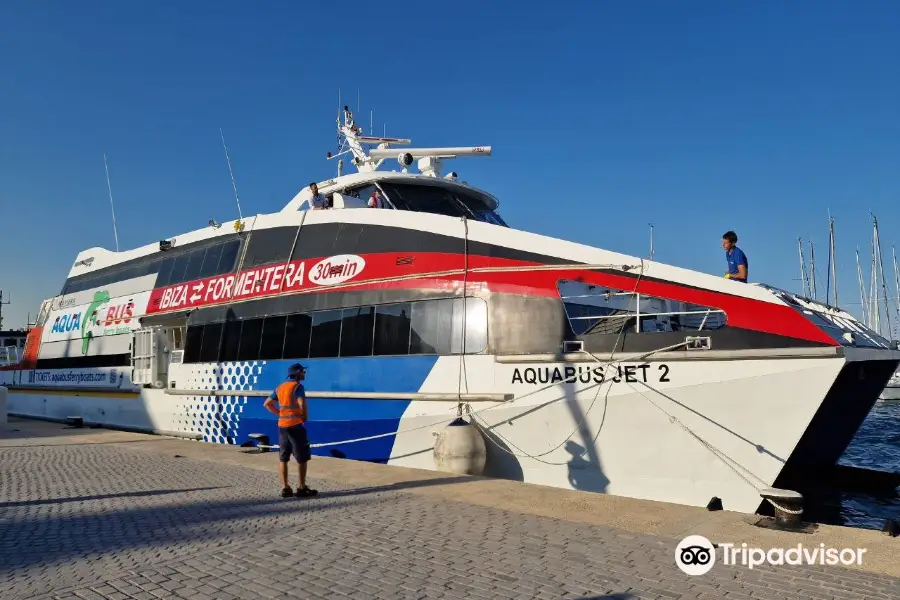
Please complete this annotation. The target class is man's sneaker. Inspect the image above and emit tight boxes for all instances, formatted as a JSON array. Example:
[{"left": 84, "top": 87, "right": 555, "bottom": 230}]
[
  {"left": 296, "top": 486, "right": 318, "bottom": 497},
  {"left": 281, "top": 486, "right": 293, "bottom": 498}
]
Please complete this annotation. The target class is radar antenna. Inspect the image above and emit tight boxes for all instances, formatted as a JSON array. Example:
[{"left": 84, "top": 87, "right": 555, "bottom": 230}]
[{"left": 324, "top": 103, "right": 490, "bottom": 177}]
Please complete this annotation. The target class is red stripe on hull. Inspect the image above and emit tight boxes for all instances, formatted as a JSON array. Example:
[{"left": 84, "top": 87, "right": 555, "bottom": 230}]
[{"left": 146, "top": 251, "right": 837, "bottom": 347}]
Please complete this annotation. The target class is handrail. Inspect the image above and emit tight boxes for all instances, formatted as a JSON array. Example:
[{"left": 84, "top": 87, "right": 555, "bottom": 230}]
[
  {"left": 494, "top": 346, "right": 845, "bottom": 363},
  {"left": 163, "top": 388, "right": 510, "bottom": 402},
  {"left": 5, "top": 384, "right": 510, "bottom": 401}
]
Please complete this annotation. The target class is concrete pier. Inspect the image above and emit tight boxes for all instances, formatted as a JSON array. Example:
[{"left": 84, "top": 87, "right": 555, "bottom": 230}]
[{"left": 2, "top": 417, "right": 899, "bottom": 599}]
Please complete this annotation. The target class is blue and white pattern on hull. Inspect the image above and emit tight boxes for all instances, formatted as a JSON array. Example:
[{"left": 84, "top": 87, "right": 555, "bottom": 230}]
[{"left": 173, "top": 355, "right": 440, "bottom": 462}]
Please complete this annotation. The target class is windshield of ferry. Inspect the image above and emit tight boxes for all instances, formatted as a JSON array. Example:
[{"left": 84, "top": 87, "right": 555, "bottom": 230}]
[{"left": 378, "top": 182, "right": 508, "bottom": 226}]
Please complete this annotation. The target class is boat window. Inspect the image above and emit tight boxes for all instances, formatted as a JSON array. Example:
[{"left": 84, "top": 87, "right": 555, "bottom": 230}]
[
  {"left": 198, "top": 244, "right": 223, "bottom": 280},
  {"left": 183, "top": 326, "right": 204, "bottom": 363},
  {"left": 199, "top": 322, "right": 223, "bottom": 363},
  {"left": 378, "top": 182, "right": 507, "bottom": 226},
  {"left": 381, "top": 183, "right": 461, "bottom": 217},
  {"left": 259, "top": 315, "right": 288, "bottom": 360},
  {"left": 373, "top": 303, "right": 412, "bottom": 355},
  {"left": 557, "top": 280, "right": 727, "bottom": 338},
  {"left": 164, "top": 253, "right": 192, "bottom": 287},
  {"left": 309, "top": 309, "right": 342, "bottom": 358},
  {"left": 339, "top": 306, "right": 375, "bottom": 357},
  {"left": 181, "top": 296, "right": 488, "bottom": 364},
  {"left": 219, "top": 320, "right": 241, "bottom": 362},
  {"left": 218, "top": 239, "right": 241, "bottom": 274},
  {"left": 283, "top": 313, "right": 312, "bottom": 359},
  {"left": 237, "top": 318, "right": 263, "bottom": 361},
  {"left": 243, "top": 227, "right": 298, "bottom": 269},
  {"left": 34, "top": 353, "right": 131, "bottom": 370},
  {"left": 181, "top": 249, "right": 206, "bottom": 284},
  {"left": 156, "top": 257, "right": 176, "bottom": 288}
]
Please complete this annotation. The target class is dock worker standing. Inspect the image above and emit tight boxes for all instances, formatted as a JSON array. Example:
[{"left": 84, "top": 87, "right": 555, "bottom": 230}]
[
  {"left": 263, "top": 363, "right": 318, "bottom": 498},
  {"left": 721, "top": 230, "right": 748, "bottom": 282},
  {"left": 308, "top": 183, "right": 327, "bottom": 210}
]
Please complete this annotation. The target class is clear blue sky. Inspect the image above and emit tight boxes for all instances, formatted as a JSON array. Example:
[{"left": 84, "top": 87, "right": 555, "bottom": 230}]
[{"left": 2, "top": 2, "right": 900, "bottom": 330}]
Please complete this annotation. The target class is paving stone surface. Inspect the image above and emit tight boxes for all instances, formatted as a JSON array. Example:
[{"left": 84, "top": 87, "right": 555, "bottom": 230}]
[{"left": 2, "top": 441, "right": 900, "bottom": 599}]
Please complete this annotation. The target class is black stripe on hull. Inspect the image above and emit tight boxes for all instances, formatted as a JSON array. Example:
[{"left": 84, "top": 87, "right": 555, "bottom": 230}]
[
  {"left": 185, "top": 287, "right": 464, "bottom": 327},
  {"left": 289, "top": 222, "right": 572, "bottom": 266},
  {"left": 183, "top": 287, "right": 829, "bottom": 353},
  {"left": 764, "top": 357, "right": 900, "bottom": 514}
]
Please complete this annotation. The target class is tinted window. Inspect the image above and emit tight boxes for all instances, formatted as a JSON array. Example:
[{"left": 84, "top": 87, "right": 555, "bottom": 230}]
[
  {"left": 184, "top": 326, "right": 204, "bottom": 363},
  {"left": 199, "top": 322, "right": 222, "bottom": 363},
  {"left": 218, "top": 239, "right": 241, "bottom": 274},
  {"left": 374, "top": 303, "right": 411, "bottom": 355},
  {"left": 309, "top": 309, "right": 342, "bottom": 358},
  {"left": 339, "top": 306, "right": 374, "bottom": 357},
  {"left": 283, "top": 313, "right": 311, "bottom": 359},
  {"left": 166, "top": 253, "right": 191, "bottom": 286},
  {"left": 198, "top": 244, "right": 223, "bottom": 279},
  {"left": 156, "top": 257, "right": 176, "bottom": 287},
  {"left": 219, "top": 320, "right": 242, "bottom": 362},
  {"left": 243, "top": 227, "right": 298, "bottom": 268},
  {"left": 237, "top": 318, "right": 263, "bottom": 361},
  {"left": 380, "top": 183, "right": 464, "bottom": 217},
  {"left": 409, "top": 299, "right": 454, "bottom": 355},
  {"left": 458, "top": 297, "right": 488, "bottom": 353},
  {"left": 182, "top": 249, "right": 205, "bottom": 283},
  {"left": 259, "top": 315, "right": 287, "bottom": 360}
]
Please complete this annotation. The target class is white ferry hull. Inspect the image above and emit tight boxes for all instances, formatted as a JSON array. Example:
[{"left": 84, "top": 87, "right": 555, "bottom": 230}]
[{"left": 5, "top": 349, "right": 882, "bottom": 515}]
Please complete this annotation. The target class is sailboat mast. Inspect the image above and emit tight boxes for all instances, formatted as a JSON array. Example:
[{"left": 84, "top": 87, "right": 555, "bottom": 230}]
[
  {"left": 856, "top": 247, "right": 870, "bottom": 326},
  {"left": 798, "top": 238, "right": 810, "bottom": 297},
  {"left": 893, "top": 245, "right": 900, "bottom": 335},
  {"left": 809, "top": 240, "right": 817, "bottom": 300},
  {"left": 873, "top": 214, "right": 893, "bottom": 339},
  {"left": 829, "top": 215, "right": 838, "bottom": 306}
]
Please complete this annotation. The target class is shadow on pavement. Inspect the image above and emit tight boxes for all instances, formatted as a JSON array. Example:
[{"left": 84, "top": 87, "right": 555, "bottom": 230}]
[
  {"left": 318, "top": 474, "right": 473, "bottom": 499},
  {"left": 0, "top": 487, "right": 228, "bottom": 508},
  {"left": 0, "top": 492, "right": 372, "bottom": 573}
]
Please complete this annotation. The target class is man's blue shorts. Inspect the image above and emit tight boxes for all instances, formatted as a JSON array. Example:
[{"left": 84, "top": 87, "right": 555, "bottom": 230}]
[{"left": 278, "top": 424, "right": 311, "bottom": 463}]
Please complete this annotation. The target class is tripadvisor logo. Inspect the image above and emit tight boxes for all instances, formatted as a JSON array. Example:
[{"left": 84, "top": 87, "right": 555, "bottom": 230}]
[
  {"left": 675, "top": 535, "right": 867, "bottom": 574},
  {"left": 675, "top": 535, "right": 715, "bottom": 576},
  {"left": 81, "top": 290, "right": 111, "bottom": 355}
]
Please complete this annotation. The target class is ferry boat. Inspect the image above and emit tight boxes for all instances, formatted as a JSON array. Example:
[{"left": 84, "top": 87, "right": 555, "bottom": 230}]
[
  {"left": 880, "top": 369, "right": 900, "bottom": 401},
  {"left": 3, "top": 107, "right": 900, "bottom": 514}
]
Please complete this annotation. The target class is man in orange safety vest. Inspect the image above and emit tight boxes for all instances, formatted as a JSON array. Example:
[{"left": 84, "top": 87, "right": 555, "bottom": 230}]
[{"left": 263, "top": 363, "right": 318, "bottom": 498}]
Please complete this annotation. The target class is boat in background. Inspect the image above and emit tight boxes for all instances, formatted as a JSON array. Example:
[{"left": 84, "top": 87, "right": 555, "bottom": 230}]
[{"left": 2, "top": 105, "right": 900, "bottom": 515}]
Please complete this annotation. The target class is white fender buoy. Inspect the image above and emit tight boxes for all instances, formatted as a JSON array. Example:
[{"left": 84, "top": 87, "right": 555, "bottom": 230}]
[{"left": 433, "top": 417, "right": 487, "bottom": 475}]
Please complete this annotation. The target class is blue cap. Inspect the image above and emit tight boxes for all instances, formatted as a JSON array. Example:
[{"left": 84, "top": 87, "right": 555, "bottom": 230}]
[{"left": 287, "top": 363, "right": 306, "bottom": 378}]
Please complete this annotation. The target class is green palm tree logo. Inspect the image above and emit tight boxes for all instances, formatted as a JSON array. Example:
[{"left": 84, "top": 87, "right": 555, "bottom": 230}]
[{"left": 81, "top": 290, "right": 110, "bottom": 355}]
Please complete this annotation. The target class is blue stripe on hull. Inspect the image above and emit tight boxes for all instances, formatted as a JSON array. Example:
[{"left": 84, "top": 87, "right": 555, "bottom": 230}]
[{"left": 228, "top": 355, "right": 439, "bottom": 461}]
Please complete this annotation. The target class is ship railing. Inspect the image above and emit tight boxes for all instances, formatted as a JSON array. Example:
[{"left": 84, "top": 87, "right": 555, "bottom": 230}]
[{"left": 0, "top": 346, "right": 22, "bottom": 367}]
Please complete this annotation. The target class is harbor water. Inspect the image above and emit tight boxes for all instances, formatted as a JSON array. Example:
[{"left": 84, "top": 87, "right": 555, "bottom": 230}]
[{"left": 816, "top": 400, "right": 900, "bottom": 530}]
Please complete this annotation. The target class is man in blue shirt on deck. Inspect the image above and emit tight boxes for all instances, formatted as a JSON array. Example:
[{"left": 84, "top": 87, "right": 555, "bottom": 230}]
[
  {"left": 308, "top": 182, "right": 327, "bottom": 210},
  {"left": 722, "top": 230, "right": 748, "bottom": 282}
]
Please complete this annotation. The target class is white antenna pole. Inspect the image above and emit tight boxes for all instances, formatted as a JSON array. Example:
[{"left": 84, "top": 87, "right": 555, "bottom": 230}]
[
  {"left": 648, "top": 223, "right": 654, "bottom": 260},
  {"left": 103, "top": 153, "right": 120, "bottom": 252},
  {"left": 219, "top": 128, "right": 244, "bottom": 221}
]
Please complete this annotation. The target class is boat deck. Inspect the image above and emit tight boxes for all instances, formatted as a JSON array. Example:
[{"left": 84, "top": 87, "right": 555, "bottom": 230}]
[{"left": 2, "top": 416, "right": 899, "bottom": 600}]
